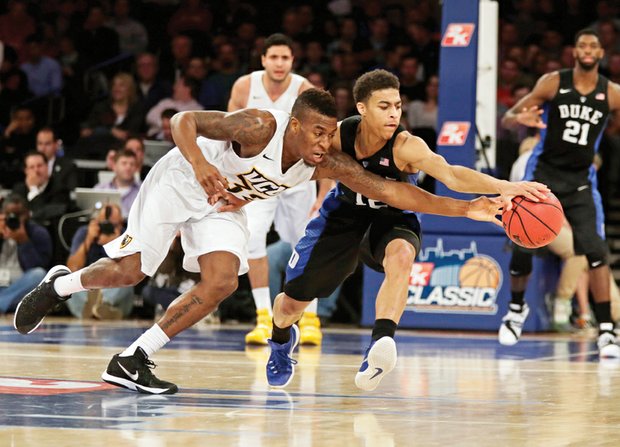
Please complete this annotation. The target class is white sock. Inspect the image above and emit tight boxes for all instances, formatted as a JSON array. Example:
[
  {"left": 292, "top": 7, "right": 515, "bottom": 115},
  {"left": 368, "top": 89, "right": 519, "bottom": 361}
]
[
  {"left": 54, "top": 270, "right": 87, "bottom": 296},
  {"left": 306, "top": 298, "right": 318, "bottom": 314},
  {"left": 252, "top": 287, "right": 272, "bottom": 316},
  {"left": 120, "top": 324, "right": 170, "bottom": 358}
]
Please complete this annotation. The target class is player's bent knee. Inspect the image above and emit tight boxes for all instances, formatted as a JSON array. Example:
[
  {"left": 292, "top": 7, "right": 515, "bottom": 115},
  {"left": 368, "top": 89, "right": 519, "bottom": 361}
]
[
  {"left": 204, "top": 275, "right": 239, "bottom": 299},
  {"left": 278, "top": 293, "right": 307, "bottom": 316},
  {"left": 383, "top": 240, "right": 416, "bottom": 272}
]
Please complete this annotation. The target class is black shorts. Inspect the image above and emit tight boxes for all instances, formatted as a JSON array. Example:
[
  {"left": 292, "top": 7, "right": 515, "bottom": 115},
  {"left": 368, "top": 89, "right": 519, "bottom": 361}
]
[{"left": 284, "top": 196, "right": 421, "bottom": 301}]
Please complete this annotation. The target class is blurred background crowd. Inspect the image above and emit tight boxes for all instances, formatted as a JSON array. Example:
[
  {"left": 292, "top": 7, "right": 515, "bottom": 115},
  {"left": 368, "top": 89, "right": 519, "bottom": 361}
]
[{"left": 0, "top": 0, "right": 619, "bottom": 326}]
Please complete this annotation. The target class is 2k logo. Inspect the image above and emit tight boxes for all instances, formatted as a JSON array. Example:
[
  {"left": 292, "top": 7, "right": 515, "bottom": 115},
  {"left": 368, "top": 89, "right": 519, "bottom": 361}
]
[
  {"left": 437, "top": 122, "right": 470, "bottom": 146},
  {"left": 441, "top": 23, "right": 475, "bottom": 47}
]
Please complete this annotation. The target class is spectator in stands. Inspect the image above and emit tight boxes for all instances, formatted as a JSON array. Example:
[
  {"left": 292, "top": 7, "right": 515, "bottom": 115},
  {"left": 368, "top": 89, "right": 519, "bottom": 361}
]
[
  {"left": 306, "top": 71, "right": 326, "bottom": 90},
  {"left": 331, "top": 83, "right": 355, "bottom": 121},
  {"left": 407, "top": 75, "right": 439, "bottom": 132},
  {"left": 36, "top": 127, "right": 78, "bottom": 198},
  {"left": 65, "top": 203, "right": 133, "bottom": 320},
  {"left": 94, "top": 149, "right": 140, "bottom": 218},
  {"left": 0, "top": 47, "right": 32, "bottom": 130},
  {"left": 497, "top": 58, "right": 523, "bottom": 109},
  {"left": 2, "top": 105, "right": 37, "bottom": 161},
  {"left": 146, "top": 76, "right": 202, "bottom": 137},
  {"left": 398, "top": 55, "right": 425, "bottom": 102},
  {"left": 20, "top": 34, "right": 63, "bottom": 98},
  {"left": 153, "top": 108, "right": 178, "bottom": 143},
  {"left": 208, "top": 42, "right": 243, "bottom": 109},
  {"left": 0, "top": 194, "right": 51, "bottom": 314},
  {"left": 107, "top": 0, "right": 148, "bottom": 56},
  {"left": 124, "top": 137, "right": 150, "bottom": 180},
  {"left": 185, "top": 56, "right": 219, "bottom": 109},
  {"left": 406, "top": 22, "right": 439, "bottom": 77},
  {"left": 79, "top": 72, "right": 145, "bottom": 156},
  {"left": 301, "top": 40, "right": 330, "bottom": 79},
  {"left": 134, "top": 53, "right": 172, "bottom": 113},
  {"left": 159, "top": 34, "right": 193, "bottom": 83},
  {"left": 12, "top": 151, "right": 70, "bottom": 224},
  {"left": 167, "top": 0, "right": 213, "bottom": 37},
  {"left": 75, "top": 4, "right": 120, "bottom": 69},
  {"left": 0, "top": 0, "right": 35, "bottom": 63},
  {"left": 58, "top": 35, "right": 80, "bottom": 81}
]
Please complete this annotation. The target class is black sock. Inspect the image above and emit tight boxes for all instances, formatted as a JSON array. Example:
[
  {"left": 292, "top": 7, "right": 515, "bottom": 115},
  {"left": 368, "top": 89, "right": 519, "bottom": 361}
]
[
  {"left": 371, "top": 319, "right": 397, "bottom": 341},
  {"left": 511, "top": 291, "right": 525, "bottom": 307},
  {"left": 271, "top": 320, "right": 291, "bottom": 344},
  {"left": 593, "top": 301, "right": 612, "bottom": 326}
]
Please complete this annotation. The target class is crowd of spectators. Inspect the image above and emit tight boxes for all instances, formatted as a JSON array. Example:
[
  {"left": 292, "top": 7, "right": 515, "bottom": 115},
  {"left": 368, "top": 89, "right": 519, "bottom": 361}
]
[{"left": 0, "top": 0, "right": 619, "bottom": 322}]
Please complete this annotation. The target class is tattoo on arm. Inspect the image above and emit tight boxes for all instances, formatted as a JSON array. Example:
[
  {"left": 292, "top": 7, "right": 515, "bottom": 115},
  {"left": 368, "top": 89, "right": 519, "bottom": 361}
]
[
  {"left": 159, "top": 295, "right": 204, "bottom": 331},
  {"left": 318, "top": 150, "right": 387, "bottom": 198},
  {"left": 194, "top": 110, "right": 275, "bottom": 146}
]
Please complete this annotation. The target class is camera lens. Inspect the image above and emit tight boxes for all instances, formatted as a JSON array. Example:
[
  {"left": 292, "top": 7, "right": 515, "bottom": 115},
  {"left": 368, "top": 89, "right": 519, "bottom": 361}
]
[{"left": 6, "top": 213, "right": 20, "bottom": 230}]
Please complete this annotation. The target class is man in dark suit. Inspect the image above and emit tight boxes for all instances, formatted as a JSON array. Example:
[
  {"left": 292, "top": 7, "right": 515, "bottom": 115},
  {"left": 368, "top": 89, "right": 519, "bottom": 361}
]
[
  {"left": 12, "top": 151, "right": 69, "bottom": 225},
  {"left": 36, "top": 127, "right": 78, "bottom": 197},
  {"left": 135, "top": 53, "right": 172, "bottom": 114}
]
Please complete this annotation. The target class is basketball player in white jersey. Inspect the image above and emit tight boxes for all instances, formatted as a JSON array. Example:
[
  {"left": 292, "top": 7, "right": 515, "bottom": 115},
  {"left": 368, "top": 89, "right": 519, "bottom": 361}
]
[
  {"left": 13, "top": 89, "right": 533, "bottom": 394},
  {"left": 229, "top": 33, "right": 327, "bottom": 346}
]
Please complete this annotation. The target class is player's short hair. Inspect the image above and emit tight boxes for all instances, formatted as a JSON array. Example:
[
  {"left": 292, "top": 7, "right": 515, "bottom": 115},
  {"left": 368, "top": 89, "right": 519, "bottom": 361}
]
[
  {"left": 263, "top": 33, "right": 294, "bottom": 55},
  {"left": 291, "top": 88, "right": 336, "bottom": 119},
  {"left": 575, "top": 28, "right": 600, "bottom": 45},
  {"left": 353, "top": 69, "right": 400, "bottom": 104}
]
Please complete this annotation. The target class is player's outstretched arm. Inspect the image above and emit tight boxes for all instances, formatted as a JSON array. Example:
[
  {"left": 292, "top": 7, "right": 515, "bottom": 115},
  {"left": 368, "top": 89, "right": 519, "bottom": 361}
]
[
  {"left": 170, "top": 109, "right": 275, "bottom": 196},
  {"left": 315, "top": 150, "right": 502, "bottom": 223},
  {"left": 396, "top": 133, "right": 550, "bottom": 210}
]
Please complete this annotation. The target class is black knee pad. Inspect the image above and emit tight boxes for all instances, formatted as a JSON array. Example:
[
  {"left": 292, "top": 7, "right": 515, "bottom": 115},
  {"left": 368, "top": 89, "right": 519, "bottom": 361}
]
[{"left": 509, "top": 246, "right": 533, "bottom": 276}]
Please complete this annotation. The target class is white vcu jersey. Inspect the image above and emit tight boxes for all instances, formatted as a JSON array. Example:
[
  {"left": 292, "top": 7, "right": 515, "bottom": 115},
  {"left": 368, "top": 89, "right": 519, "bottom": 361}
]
[
  {"left": 197, "top": 109, "right": 315, "bottom": 202},
  {"left": 246, "top": 70, "right": 305, "bottom": 111},
  {"left": 104, "top": 109, "right": 314, "bottom": 277},
  {"left": 244, "top": 70, "right": 317, "bottom": 258}
]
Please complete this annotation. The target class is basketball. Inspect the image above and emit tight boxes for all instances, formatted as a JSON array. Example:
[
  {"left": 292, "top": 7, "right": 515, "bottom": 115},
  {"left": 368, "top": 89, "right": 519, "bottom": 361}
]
[
  {"left": 459, "top": 256, "right": 501, "bottom": 289},
  {"left": 502, "top": 193, "right": 564, "bottom": 249}
]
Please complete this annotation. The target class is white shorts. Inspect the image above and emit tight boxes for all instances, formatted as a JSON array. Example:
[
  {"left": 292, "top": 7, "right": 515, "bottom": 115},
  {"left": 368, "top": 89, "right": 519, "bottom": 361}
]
[
  {"left": 104, "top": 149, "right": 250, "bottom": 276},
  {"left": 245, "top": 181, "right": 316, "bottom": 258}
]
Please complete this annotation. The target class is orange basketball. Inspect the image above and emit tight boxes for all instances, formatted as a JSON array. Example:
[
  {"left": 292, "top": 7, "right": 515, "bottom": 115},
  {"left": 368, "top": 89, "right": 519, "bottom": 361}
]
[
  {"left": 459, "top": 256, "right": 501, "bottom": 289},
  {"left": 502, "top": 193, "right": 564, "bottom": 249}
]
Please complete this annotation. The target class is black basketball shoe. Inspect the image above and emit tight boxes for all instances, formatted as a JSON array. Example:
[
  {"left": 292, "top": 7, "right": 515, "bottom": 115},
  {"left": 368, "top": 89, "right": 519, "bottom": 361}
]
[
  {"left": 14, "top": 265, "right": 72, "bottom": 334},
  {"left": 102, "top": 347, "right": 178, "bottom": 395}
]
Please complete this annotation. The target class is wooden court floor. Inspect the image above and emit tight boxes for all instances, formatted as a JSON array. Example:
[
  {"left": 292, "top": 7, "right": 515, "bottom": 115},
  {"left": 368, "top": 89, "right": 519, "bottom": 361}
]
[{"left": 1, "top": 316, "right": 619, "bottom": 446}]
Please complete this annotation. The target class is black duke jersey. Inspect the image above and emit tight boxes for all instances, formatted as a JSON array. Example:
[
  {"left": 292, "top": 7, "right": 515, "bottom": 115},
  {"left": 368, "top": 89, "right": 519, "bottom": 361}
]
[
  {"left": 527, "top": 69, "right": 610, "bottom": 192},
  {"left": 336, "top": 115, "right": 417, "bottom": 213}
]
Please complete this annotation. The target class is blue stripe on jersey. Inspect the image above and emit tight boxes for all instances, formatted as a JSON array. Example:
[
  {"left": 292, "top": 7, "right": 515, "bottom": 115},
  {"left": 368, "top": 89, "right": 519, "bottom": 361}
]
[
  {"left": 285, "top": 189, "right": 342, "bottom": 283},
  {"left": 523, "top": 103, "right": 550, "bottom": 181},
  {"left": 589, "top": 166, "right": 606, "bottom": 239},
  {"left": 593, "top": 115, "right": 609, "bottom": 154}
]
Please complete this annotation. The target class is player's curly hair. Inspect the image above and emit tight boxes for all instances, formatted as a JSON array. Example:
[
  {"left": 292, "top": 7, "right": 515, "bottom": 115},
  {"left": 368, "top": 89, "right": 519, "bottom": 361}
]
[
  {"left": 353, "top": 69, "right": 400, "bottom": 104},
  {"left": 291, "top": 88, "right": 337, "bottom": 119}
]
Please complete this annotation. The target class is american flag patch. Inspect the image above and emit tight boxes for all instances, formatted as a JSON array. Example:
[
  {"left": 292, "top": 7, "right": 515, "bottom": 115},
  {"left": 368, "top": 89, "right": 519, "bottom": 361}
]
[
  {"left": 596, "top": 93, "right": 605, "bottom": 100},
  {"left": 379, "top": 157, "right": 390, "bottom": 166}
]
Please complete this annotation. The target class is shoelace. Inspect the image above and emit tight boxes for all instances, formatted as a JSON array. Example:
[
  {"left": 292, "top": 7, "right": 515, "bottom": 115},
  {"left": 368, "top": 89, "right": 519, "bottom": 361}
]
[
  {"left": 144, "top": 358, "right": 157, "bottom": 370},
  {"left": 268, "top": 351, "right": 297, "bottom": 373}
]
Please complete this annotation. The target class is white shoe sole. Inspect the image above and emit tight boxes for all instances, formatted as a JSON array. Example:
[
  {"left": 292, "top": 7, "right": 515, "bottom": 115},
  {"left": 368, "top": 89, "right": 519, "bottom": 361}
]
[
  {"left": 355, "top": 337, "right": 397, "bottom": 391},
  {"left": 101, "top": 371, "right": 174, "bottom": 394},
  {"left": 600, "top": 343, "right": 620, "bottom": 359},
  {"left": 498, "top": 323, "right": 520, "bottom": 346}
]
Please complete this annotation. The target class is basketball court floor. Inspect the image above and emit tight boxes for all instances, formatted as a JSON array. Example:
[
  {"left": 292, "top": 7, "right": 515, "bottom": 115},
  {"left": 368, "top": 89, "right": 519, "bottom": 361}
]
[{"left": 1, "top": 316, "right": 619, "bottom": 446}]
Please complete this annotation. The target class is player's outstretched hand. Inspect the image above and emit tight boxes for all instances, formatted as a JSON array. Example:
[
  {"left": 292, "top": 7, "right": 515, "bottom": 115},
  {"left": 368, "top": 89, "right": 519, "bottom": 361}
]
[
  {"left": 498, "top": 180, "right": 550, "bottom": 210},
  {"left": 192, "top": 159, "right": 229, "bottom": 196},
  {"left": 466, "top": 196, "right": 503, "bottom": 227},
  {"left": 517, "top": 105, "right": 547, "bottom": 129}
]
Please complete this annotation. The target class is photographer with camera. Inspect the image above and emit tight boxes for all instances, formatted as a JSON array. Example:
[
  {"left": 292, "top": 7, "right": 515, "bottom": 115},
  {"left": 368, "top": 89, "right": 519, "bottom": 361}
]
[
  {"left": 0, "top": 194, "right": 52, "bottom": 313},
  {"left": 65, "top": 203, "right": 133, "bottom": 320}
]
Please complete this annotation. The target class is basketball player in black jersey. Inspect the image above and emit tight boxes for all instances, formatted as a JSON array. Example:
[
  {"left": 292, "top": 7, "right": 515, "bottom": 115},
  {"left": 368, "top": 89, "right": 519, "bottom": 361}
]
[
  {"left": 500, "top": 29, "right": 620, "bottom": 357},
  {"left": 266, "top": 70, "right": 550, "bottom": 390}
]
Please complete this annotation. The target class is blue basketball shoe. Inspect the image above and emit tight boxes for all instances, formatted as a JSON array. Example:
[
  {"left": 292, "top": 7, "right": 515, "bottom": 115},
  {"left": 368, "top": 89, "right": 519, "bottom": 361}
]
[
  {"left": 266, "top": 324, "right": 300, "bottom": 388},
  {"left": 355, "top": 337, "right": 397, "bottom": 391}
]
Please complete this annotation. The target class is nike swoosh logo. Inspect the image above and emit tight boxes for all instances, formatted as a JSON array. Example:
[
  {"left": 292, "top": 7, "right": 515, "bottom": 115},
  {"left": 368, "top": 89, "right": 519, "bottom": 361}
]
[
  {"left": 262, "top": 154, "right": 274, "bottom": 161},
  {"left": 118, "top": 362, "right": 139, "bottom": 381},
  {"left": 370, "top": 367, "right": 383, "bottom": 380},
  {"left": 592, "top": 260, "right": 603, "bottom": 267},
  {"left": 559, "top": 88, "right": 571, "bottom": 94}
]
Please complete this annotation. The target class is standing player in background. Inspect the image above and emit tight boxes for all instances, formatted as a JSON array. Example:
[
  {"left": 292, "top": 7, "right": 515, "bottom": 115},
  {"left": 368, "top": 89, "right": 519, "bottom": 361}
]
[
  {"left": 500, "top": 29, "right": 620, "bottom": 357},
  {"left": 228, "top": 33, "right": 330, "bottom": 346},
  {"left": 265, "top": 70, "right": 550, "bottom": 390}
]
